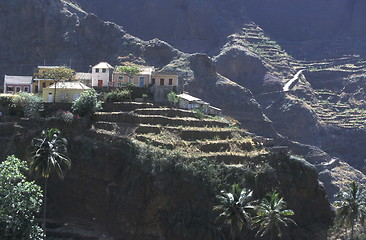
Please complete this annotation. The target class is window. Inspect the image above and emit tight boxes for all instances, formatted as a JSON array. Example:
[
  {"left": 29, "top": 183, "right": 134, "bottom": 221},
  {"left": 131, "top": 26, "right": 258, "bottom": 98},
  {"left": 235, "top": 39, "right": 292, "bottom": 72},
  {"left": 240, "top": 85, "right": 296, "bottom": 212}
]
[
  {"left": 7, "top": 86, "right": 13, "bottom": 92},
  {"left": 42, "top": 82, "right": 46, "bottom": 88},
  {"left": 102, "top": 69, "right": 106, "bottom": 73},
  {"left": 151, "top": 78, "right": 155, "bottom": 85},
  {"left": 169, "top": 79, "right": 173, "bottom": 85},
  {"left": 119, "top": 76, "right": 124, "bottom": 81},
  {"left": 95, "top": 68, "right": 99, "bottom": 73},
  {"left": 160, "top": 78, "right": 164, "bottom": 86},
  {"left": 23, "top": 87, "right": 29, "bottom": 92},
  {"left": 16, "top": 87, "right": 21, "bottom": 92}
]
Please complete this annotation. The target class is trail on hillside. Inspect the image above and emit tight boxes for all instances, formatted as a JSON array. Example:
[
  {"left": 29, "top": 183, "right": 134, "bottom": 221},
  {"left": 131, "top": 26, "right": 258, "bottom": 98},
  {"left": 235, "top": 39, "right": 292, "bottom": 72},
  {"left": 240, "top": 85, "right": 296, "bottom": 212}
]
[{"left": 283, "top": 69, "right": 305, "bottom": 91}]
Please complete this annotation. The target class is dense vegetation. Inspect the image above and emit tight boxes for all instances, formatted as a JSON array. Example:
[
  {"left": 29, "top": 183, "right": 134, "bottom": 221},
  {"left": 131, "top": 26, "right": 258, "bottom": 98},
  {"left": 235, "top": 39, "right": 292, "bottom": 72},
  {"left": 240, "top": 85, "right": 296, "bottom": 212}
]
[
  {"left": 0, "top": 156, "right": 44, "bottom": 239},
  {"left": 71, "top": 89, "right": 102, "bottom": 117}
]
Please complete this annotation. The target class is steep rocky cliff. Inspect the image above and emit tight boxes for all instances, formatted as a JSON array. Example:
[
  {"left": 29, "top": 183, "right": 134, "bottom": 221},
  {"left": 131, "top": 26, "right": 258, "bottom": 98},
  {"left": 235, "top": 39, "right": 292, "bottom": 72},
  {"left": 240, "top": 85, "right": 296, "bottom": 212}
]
[
  {"left": 0, "top": 118, "right": 333, "bottom": 240},
  {"left": 75, "top": 0, "right": 366, "bottom": 53},
  {"left": 1, "top": 0, "right": 366, "bottom": 219}
]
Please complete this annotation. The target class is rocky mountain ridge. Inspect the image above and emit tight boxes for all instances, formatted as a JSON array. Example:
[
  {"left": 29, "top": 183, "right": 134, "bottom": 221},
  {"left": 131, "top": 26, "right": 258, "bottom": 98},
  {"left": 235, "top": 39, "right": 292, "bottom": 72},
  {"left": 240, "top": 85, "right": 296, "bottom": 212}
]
[{"left": 1, "top": 0, "right": 365, "bottom": 208}]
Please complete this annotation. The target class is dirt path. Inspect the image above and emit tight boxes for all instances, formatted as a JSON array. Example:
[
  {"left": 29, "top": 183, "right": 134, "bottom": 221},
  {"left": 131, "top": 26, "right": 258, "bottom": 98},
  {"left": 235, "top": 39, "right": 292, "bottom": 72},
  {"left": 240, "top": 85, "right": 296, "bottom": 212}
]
[{"left": 283, "top": 69, "right": 305, "bottom": 91}]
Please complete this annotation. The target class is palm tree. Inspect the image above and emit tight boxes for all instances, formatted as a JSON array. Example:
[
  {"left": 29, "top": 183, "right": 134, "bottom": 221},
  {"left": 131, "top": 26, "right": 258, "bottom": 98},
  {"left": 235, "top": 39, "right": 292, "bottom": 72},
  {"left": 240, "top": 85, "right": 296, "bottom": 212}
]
[
  {"left": 253, "top": 191, "right": 296, "bottom": 240},
  {"left": 334, "top": 181, "right": 366, "bottom": 240},
  {"left": 29, "top": 128, "right": 71, "bottom": 234},
  {"left": 214, "top": 184, "right": 255, "bottom": 240}
]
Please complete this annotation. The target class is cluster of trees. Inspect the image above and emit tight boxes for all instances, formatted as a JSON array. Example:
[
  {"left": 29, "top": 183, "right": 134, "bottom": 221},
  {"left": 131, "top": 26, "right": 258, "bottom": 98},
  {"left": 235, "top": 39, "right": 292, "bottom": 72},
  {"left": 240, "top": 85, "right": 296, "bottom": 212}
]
[
  {"left": 214, "top": 184, "right": 296, "bottom": 240},
  {"left": 215, "top": 181, "right": 366, "bottom": 240},
  {"left": 0, "top": 128, "right": 71, "bottom": 239}
]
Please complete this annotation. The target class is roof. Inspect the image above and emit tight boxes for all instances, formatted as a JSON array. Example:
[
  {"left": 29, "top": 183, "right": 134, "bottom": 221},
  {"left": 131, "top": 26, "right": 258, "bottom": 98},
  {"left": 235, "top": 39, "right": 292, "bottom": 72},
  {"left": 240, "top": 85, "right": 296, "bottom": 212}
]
[
  {"left": 46, "top": 81, "right": 90, "bottom": 90},
  {"left": 177, "top": 93, "right": 202, "bottom": 102},
  {"left": 4, "top": 75, "right": 33, "bottom": 85},
  {"left": 93, "top": 62, "right": 114, "bottom": 69},
  {"left": 75, "top": 72, "right": 92, "bottom": 80}
]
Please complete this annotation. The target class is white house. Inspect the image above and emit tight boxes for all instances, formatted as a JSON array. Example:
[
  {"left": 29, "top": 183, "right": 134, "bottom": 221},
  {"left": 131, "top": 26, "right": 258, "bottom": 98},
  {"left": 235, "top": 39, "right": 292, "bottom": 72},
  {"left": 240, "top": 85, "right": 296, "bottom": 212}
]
[
  {"left": 92, "top": 62, "right": 114, "bottom": 87},
  {"left": 3, "top": 75, "right": 33, "bottom": 94},
  {"left": 177, "top": 93, "right": 222, "bottom": 115}
]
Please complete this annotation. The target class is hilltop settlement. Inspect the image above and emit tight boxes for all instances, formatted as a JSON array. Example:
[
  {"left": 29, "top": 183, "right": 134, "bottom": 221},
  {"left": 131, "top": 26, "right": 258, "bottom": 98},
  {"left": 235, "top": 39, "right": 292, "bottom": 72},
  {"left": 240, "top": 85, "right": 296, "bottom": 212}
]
[{"left": 2, "top": 62, "right": 221, "bottom": 115}]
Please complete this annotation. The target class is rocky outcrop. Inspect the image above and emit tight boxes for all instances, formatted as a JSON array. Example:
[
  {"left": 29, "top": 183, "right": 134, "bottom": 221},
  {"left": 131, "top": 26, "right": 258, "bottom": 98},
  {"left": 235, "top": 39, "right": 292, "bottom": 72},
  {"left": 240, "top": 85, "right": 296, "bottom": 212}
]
[
  {"left": 75, "top": 0, "right": 249, "bottom": 53},
  {"left": 75, "top": 0, "right": 366, "bottom": 52},
  {"left": 184, "top": 53, "right": 276, "bottom": 137},
  {"left": 0, "top": 119, "right": 333, "bottom": 240}
]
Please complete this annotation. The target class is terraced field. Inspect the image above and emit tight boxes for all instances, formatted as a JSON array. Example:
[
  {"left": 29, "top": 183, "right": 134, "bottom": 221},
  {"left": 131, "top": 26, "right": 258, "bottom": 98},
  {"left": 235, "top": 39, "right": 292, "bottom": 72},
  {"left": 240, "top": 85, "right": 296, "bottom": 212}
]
[
  {"left": 304, "top": 89, "right": 366, "bottom": 129},
  {"left": 91, "top": 103, "right": 274, "bottom": 166},
  {"left": 226, "top": 22, "right": 303, "bottom": 81}
]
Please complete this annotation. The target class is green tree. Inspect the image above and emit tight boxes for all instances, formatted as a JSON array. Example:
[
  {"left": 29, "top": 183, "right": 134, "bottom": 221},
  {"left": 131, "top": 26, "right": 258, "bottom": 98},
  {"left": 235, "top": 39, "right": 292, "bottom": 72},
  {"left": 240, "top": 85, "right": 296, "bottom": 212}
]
[
  {"left": 36, "top": 66, "right": 75, "bottom": 102},
  {"left": 167, "top": 91, "right": 179, "bottom": 108},
  {"left": 0, "top": 155, "right": 44, "bottom": 240},
  {"left": 71, "top": 88, "right": 102, "bottom": 117},
  {"left": 116, "top": 66, "right": 140, "bottom": 85},
  {"left": 253, "top": 191, "right": 296, "bottom": 240},
  {"left": 214, "top": 184, "right": 255, "bottom": 240},
  {"left": 334, "top": 181, "right": 366, "bottom": 240},
  {"left": 29, "top": 129, "right": 71, "bottom": 235}
]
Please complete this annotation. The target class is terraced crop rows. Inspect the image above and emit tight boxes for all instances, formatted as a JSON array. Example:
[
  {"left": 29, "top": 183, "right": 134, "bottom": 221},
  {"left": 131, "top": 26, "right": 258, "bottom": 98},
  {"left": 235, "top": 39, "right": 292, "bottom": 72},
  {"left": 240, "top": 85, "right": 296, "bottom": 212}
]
[
  {"left": 91, "top": 105, "right": 271, "bottom": 166},
  {"left": 227, "top": 22, "right": 303, "bottom": 82},
  {"left": 305, "top": 90, "right": 366, "bottom": 129}
]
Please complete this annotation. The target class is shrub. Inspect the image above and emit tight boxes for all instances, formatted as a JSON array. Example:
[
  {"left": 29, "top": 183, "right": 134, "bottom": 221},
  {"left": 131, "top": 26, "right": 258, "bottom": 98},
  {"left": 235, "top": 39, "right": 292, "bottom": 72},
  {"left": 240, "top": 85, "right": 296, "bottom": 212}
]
[
  {"left": 167, "top": 91, "right": 179, "bottom": 107},
  {"left": 10, "top": 92, "right": 44, "bottom": 119},
  {"left": 71, "top": 89, "right": 102, "bottom": 117},
  {"left": 53, "top": 110, "right": 74, "bottom": 123},
  {"left": 104, "top": 90, "right": 130, "bottom": 103},
  {"left": 0, "top": 155, "right": 44, "bottom": 239},
  {"left": 0, "top": 95, "right": 13, "bottom": 107},
  {"left": 194, "top": 108, "right": 205, "bottom": 119}
]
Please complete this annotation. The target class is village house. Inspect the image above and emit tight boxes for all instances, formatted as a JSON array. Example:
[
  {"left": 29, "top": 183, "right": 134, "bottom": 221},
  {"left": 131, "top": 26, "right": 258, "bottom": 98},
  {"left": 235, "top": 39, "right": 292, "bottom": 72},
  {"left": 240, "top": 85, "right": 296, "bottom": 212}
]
[
  {"left": 33, "top": 66, "right": 63, "bottom": 93},
  {"left": 151, "top": 70, "right": 179, "bottom": 87},
  {"left": 177, "top": 93, "right": 222, "bottom": 115},
  {"left": 112, "top": 66, "right": 154, "bottom": 87},
  {"left": 91, "top": 62, "right": 114, "bottom": 87},
  {"left": 3, "top": 75, "right": 33, "bottom": 94},
  {"left": 42, "top": 82, "right": 90, "bottom": 103}
]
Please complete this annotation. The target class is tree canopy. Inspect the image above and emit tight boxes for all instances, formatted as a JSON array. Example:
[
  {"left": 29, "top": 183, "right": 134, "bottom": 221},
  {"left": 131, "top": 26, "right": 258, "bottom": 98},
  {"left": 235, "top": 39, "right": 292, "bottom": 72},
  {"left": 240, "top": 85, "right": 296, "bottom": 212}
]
[
  {"left": 253, "top": 191, "right": 296, "bottom": 240},
  {"left": 0, "top": 155, "right": 44, "bottom": 239},
  {"left": 35, "top": 66, "right": 75, "bottom": 102},
  {"left": 334, "top": 181, "right": 366, "bottom": 239},
  {"left": 115, "top": 66, "right": 140, "bottom": 77},
  {"left": 35, "top": 66, "right": 74, "bottom": 81},
  {"left": 214, "top": 184, "right": 255, "bottom": 240}
]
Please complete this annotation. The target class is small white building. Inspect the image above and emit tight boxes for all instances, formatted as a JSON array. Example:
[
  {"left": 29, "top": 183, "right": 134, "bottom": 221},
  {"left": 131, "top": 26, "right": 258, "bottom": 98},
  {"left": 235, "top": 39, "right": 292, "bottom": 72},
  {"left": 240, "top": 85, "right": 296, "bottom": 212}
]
[
  {"left": 92, "top": 62, "right": 114, "bottom": 87},
  {"left": 3, "top": 75, "right": 33, "bottom": 94},
  {"left": 177, "top": 93, "right": 222, "bottom": 115}
]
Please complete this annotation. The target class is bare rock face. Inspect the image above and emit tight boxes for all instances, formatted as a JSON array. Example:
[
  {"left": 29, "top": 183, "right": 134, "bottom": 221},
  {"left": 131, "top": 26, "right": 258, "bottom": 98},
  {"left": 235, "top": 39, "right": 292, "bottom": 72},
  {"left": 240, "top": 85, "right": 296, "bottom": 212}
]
[
  {"left": 214, "top": 47, "right": 270, "bottom": 94},
  {"left": 184, "top": 53, "right": 276, "bottom": 137},
  {"left": 75, "top": 0, "right": 366, "bottom": 53},
  {"left": 75, "top": 0, "right": 249, "bottom": 53}
]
